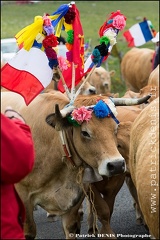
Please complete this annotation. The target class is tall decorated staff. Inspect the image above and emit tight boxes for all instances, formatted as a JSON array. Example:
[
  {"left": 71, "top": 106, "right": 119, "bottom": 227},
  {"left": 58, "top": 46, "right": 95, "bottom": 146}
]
[
  {"left": 56, "top": 2, "right": 85, "bottom": 103},
  {"left": 1, "top": 2, "right": 79, "bottom": 104},
  {"left": 84, "top": 10, "right": 126, "bottom": 73},
  {"left": 74, "top": 10, "right": 127, "bottom": 101}
]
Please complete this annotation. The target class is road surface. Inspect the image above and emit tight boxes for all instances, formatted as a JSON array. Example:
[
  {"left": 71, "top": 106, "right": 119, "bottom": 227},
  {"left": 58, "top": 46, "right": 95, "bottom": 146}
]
[{"left": 34, "top": 182, "right": 150, "bottom": 239}]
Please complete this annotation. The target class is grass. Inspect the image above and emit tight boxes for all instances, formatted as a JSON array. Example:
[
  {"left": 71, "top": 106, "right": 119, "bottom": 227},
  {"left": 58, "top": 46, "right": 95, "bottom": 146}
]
[{"left": 1, "top": 1, "right": 159, "bottom": 96}]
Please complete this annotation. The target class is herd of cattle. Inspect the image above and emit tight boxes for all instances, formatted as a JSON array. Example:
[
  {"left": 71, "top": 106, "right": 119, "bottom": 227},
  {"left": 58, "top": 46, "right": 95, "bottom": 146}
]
[{"left": 1, "top": 47, "right": 159, "bottom": 239}]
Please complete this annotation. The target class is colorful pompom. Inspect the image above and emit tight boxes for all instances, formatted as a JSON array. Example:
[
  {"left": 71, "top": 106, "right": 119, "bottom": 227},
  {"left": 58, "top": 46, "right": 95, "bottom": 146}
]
[
  {"left": 91, "top": 49, "right": 101, "bottom": 64},
  {"left": 66, "top": 50, "right": 73, "bottom": 62},
  {"left": 93, "top": 100, "right": 111, "bottom": 118},
  {"left": 43, "top": 14, "right": 52, "bottom": 26},
  {"left": 65, "top": 42, "right": 73, "bottom": 51},
  {"left": 100, "top": 36, "right": 110, "bottom": 45},
  {"left": 64, "top": 7, "right": 76, "bottom": 24},
  {"left": 67, "top": 116, "right": 80, "bottom": 126},
  {"left": 45, "top": 47, "right": 57, "bottom": 59},
  {"left": 71, "top": 106, "right": 93, "bottom": 124},
  {"left": 95, "top": 42, "right": 108, "bottom": 57},
  {"left": 103, "top": 29, "right": 117, "bottom": 46},
  {"left": 113, "top": 15, "right": 126, "bottom": 30},
  {"left": 66, "top": 30, "right": 74, "bottom": 44},
  {"left": 42, "top": 34, "right": 58, "bottom": 48},
  {"left": 48, "top": 59, "right": 59, "bottom": 69},
  {"left": 58, "top": 56, "right": 68, "bottom": 71},
  {"left": 43, "top": 25, "right": 54, "bottom": 36}
]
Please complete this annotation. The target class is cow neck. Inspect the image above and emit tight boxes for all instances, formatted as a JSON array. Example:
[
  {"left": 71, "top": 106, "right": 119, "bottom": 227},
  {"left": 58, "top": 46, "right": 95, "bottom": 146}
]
[
  {"left": 64, "top": 127, "right": 84, "bottom": 168},
  {"left": 59, "top": 130, "right": 76, "bottom": 167}
]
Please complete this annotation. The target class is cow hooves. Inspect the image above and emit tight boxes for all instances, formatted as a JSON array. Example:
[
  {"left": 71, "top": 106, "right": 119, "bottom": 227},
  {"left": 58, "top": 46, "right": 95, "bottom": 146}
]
[
  {"left": 47, "top": 215, "right": 59, "bottom": 222},
  {"left": 88, "top": 227, "right": 98, "bottom": 235},
  {"left": 136, "top": 218, "right": 144, "bottom": 225},
  {"left": 25, "top": 235, "right": 35, "bottom": 239}
]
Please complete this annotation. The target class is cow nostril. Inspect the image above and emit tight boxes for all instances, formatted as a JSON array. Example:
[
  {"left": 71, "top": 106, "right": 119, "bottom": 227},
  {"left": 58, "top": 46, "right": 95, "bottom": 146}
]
[
  {"left": 122, "top": 161, "right": 125, "bottom": 171},
  {"left": 107, "top": 162, "right": 115, "bottom": 172},
  {"left": 107, "top": 160, "right": 126, "bottom": 176},
  {"left": 89, "top": 89, "right": 96, "bottom": 94}
]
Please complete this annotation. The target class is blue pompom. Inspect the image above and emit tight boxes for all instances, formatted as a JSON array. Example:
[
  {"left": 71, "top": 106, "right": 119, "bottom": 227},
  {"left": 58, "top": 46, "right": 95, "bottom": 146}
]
[
  {"left": 93, "top": 100, "right": 111, "bottom": 118},
  {"left": 48, "top": 59, "right": 59, "bottom": 69},
  {"left": 107, "top": 19, "right": 113, "bottom": 24},
  {"left": 92, "top": 49, "right": 101, "bottom": 64}
]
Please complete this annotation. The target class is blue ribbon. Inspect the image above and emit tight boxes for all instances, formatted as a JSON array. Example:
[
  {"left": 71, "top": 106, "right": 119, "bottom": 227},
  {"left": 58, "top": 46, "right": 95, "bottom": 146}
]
[{"left": 51, "top": 4, "right": 70, "bottom": 27}]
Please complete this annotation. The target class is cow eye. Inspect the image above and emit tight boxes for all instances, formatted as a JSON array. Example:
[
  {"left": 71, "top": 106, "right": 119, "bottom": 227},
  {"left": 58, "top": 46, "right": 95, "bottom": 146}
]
[
  {"left": 117, "top": 144, "right": 121, "bottom": 148},
  {"left": 81, "top": 131, "right": 91, "bottom": 138}
]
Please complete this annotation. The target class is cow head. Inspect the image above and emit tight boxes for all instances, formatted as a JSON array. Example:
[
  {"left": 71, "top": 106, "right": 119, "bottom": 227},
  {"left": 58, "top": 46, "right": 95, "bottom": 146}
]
[
  {"left": 46, "top": 94, "right": 151, "bottom": 177},
  {"left": 89, "top": 68, "right": 115, "bottom": 94}
]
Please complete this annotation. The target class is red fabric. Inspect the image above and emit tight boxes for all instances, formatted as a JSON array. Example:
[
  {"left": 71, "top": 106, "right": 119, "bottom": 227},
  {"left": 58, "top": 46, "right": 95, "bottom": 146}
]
[
  {"left": 1, "top": 114, "right": 35, "bottom": 239},
  {"left": 99, "top": 10, "right": 127, "bottom": 37},
  {"left": 1, "top": 63, "right": 44, "bottom": 105},
  {"left": 58, "top": 4, "right": 84, "bottom": 92},
  {"left": 123, "top": 30, "right": 135, "bottom": 47}
]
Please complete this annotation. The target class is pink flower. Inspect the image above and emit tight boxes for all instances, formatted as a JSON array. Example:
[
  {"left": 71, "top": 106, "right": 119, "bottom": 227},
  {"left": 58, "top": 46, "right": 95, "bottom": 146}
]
[
  {"left": 113, "top": 15, "right": 126, "bottom": 30},
  {"left": 57, "top": 56, "right": 68, "bottom": 71},
  {"left": 71, "top": 107, "right": 93, "bottom": 124},
  {"left": 43, "top": 15, "right": 51, "bottom": 26}
]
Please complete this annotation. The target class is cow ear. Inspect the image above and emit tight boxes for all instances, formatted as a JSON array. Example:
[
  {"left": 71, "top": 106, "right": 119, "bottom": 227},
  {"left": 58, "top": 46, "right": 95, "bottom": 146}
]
[
  {"left": 109, "top": 70, "right": 115, "bottom": 77},
  {"left": 46, "top": 104, "right": 72, "bottom": 130},
  {"left": 46, "top": 113, "right": 57, "bottom": 128},
  {"left": 95, "top": 71, "right": 100, "bottom": 76}
]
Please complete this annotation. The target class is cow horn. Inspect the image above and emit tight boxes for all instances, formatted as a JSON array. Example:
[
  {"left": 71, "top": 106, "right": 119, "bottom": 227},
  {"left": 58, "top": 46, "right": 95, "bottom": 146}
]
[{"left": 111, "top": 95, "right": 151, "bottom": 106}]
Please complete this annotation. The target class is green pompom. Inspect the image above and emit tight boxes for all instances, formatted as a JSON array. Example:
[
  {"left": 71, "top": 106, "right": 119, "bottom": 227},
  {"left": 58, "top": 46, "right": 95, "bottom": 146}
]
[
  {"left": 100, "top": 36, "right": 110, "bottom": 45},
  {"left": 67, "top": 30, "right": 74, "bottom": 44},
  {"left": 67, "top": 116, "right": 80, "bottom": 126}
]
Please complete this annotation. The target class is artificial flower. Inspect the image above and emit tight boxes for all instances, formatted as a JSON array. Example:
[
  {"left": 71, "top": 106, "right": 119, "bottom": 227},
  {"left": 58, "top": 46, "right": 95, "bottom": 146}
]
[
  {"left": 58, "top": 56, "right": 68, "bottom": 71},
  {"left": 42, "top": 34, "right": 58, "bottom": 48},
  {"left": 93, "top": 100, "right": 111, "bottom": 118},
  {"left": 103, "top": 29, "right": 117, "bottom": 46},
  {"left": 66, "top": 30, "right": 74, "bottom": 44},
  {"left": 45, "top": 47, "right": 57, "bottom": 59},
  {"left": 100, "top": 36, "right": 110, "bottom": 45},
  {"left": 65, "top": 42, "right": 73, "bottom": 51},
  {"left": 95, "top": 42, "right": 109, "bottom": 56},
  {"left": 43, "top": 25, "right": 54, "bottom": 36},
  {"left": 91, "top": 48, "right": 101, "bottom": 64},
  {"left": 64, "top": 7, "right": 76, "bottom": 24},
  {"left": 43, "top": 15, "right": 52, "bottom": 26},
  {"left": 71, "top": 106, "right": 93, "bottom": 124},
  {"left": 66, "top": 50, "right": 73, "bottom": 62},
  {"left": 113, "top": 15, "right": 126, "bottom": 30}
]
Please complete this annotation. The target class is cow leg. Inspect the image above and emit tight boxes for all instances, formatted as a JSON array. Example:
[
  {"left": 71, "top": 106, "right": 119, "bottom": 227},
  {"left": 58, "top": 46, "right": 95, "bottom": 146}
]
[
  {"left": 23, "top": 201, "right": 36, "bottom": 239},
  {"left": 15, "top": 185, "right": 36, "bottom": 239},
  {"left": 61, "top": 195, "right": 84, "bottom": 239},
  {"left": 88, "top": 184, "right": 116, "bottom": 239},
  {"left": 125, "top": 176, "right": 145, "bottom": 225}
]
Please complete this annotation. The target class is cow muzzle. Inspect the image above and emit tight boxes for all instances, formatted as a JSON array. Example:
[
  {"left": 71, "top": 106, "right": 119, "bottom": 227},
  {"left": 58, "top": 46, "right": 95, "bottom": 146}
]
[
  {"left": 98, "top": 158, "right": 126, "bottom": 177},
  {"left": 107, "top": 160, "right": 125, "bottom": 176}
]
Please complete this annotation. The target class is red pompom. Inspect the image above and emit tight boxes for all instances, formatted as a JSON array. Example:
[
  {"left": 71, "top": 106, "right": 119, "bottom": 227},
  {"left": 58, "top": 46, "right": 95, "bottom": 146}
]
[
  {"left": 42, "top": 34, "right": 58, "bottom": 48},
  {"left": 64, "top": 8, "right": 76, "bottom": 24},
  {"left": 45, "top": 47, "right": 57, "bottom": 59}
]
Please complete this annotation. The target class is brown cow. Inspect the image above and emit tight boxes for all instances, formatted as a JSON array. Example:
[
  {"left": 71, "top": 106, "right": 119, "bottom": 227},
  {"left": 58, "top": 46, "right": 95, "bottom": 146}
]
[
  {"left": 1, "top": 90, "right": 133, "bottom": 239},
  {"left": 87, "top": 66, "right": 115, "bottom": 94},
  {"left": 121, "top": 47, "right": 155, "bottom": 92},
  {"left": 1, "top": 90, "right": 150, "bottom": 239},
  {"left": 148, "top": 64, "right": 159, "bottom": 86},
  {"left": 129, "top": 98, "right": 159, "bottom": 239},
  {"left": 44, "top": 77, "right": 96, "bottom": 95},
  {"left": 87, "top": 105, "right": 143, "bottom": 236}
]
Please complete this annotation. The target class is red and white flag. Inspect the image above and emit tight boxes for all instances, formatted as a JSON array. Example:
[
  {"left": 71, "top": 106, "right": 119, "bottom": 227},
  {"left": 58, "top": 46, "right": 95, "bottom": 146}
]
[{"left": 1, "top": 47, "right": 53, "bottom": 105}]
